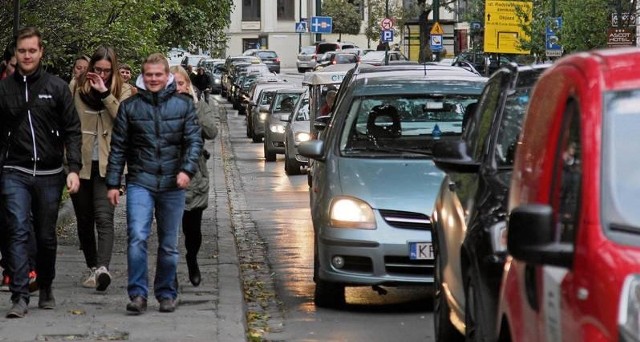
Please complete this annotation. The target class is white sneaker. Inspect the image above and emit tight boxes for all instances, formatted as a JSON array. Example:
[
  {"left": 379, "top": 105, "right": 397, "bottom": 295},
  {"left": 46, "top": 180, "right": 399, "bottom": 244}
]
[
  {"left": 95, "top": 266, "right": 112, "bottom": 292},
  {"left": 82, "top": 268, "right": 96, "bottom": 288}
]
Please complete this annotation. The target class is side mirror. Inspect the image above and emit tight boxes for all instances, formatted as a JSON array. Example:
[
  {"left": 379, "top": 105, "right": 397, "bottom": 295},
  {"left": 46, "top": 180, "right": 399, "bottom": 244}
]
[
  {"left": 432, "top": 139, "right": 480, "bottom": 174},
  {"left": 508, "top": 204, "right": 573, "bottom": 268},
  {"left": 298, "top": 140, "right": 324, "bottom": 161}
]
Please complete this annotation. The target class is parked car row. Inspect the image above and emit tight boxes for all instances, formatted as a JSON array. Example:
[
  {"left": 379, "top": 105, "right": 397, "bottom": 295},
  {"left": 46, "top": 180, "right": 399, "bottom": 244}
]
[
  {"left": 222, "top": 48, "right": 640, "bottom": 341},
  {"left": 428, "top": 48, "right": 640, "bottom": 342}
]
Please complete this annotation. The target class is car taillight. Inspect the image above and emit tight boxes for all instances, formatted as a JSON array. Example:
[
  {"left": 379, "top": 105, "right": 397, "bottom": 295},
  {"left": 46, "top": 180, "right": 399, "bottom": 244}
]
[
  {"left": 332, "top": 60, "right": 336, "bottom": 64},
  {"left": 275, "top": 57, "right": 280, "bottom": 63}
]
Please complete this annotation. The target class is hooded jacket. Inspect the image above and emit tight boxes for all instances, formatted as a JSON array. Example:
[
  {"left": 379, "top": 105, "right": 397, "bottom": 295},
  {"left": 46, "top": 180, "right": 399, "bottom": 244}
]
[
  {"left": 105, "top": 74, "right": 202, "bottom": 192},
  {"left": 0, "top": 66, "right": 82, "bottom": 174}
]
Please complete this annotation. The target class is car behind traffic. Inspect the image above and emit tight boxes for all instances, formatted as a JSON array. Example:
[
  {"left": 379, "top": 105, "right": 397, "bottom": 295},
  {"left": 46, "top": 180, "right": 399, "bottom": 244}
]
[
  {"left": 430, "top": 63, "right": 549, "bottom": 341},
  {"left": 299, "top": 64, "right": 487, "bottom": 308}
]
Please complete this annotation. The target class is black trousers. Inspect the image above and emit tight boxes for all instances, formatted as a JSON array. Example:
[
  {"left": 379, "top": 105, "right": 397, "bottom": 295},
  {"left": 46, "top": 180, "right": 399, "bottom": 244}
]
[
  {"left": 71, "top": 162, "right": 115, "bottom": 269},
  {"left": 182, "top": 208, "right": 204, "bottom": 262}
]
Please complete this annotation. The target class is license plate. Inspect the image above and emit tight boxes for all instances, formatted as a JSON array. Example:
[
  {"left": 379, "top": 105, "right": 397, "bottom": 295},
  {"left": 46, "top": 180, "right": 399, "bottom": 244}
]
[{"left": 409, "top": 242, "right": 434, "bottom": 260}]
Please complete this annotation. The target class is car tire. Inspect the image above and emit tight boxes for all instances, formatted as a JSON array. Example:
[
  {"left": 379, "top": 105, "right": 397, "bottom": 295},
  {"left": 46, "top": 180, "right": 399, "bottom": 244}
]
[
  {"left": 285, "top": 154, "right": 301, "bottom": 175},
  {"left": 297, "top": 67, "right": 304, "bottom": 73},
  {"left": 264, "top": 137, "right": 276, "bottom": 162},
  {"left": 252, "top": 133, "right": 262, "bottom": 143},
  {"left": 246, "top": 120, "right": 252, "bottom": 138},
  {"left": 434, "top": 244, "right": 464, "bottom": 342},
  {"left": 314, "top": 279, "right": 345, "bottom": 308}
]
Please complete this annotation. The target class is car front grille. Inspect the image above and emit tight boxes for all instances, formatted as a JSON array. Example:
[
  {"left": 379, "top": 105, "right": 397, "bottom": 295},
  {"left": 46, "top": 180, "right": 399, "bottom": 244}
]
[
  {"left": 379, "top": 210, "right": 432, "bottom": 231},
  {"left": 384, "top": 256, "right": 434, "bottom": 277}
]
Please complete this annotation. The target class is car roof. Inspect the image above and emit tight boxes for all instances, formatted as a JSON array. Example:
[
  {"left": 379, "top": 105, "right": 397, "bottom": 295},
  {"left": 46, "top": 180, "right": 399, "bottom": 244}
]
[{"left": 275, "top": 88, "right": 306, "bottom": 94}]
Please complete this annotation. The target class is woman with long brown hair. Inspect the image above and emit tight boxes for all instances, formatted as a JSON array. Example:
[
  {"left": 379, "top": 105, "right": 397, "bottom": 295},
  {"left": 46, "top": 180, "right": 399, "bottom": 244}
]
[{"left": 70, "top": 46, "right": 133, "bottom": 291}]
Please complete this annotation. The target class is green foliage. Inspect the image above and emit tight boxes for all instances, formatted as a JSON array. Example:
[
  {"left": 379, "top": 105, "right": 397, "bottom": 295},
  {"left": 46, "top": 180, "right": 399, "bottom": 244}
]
[
  {"left": 322, "top": 0, "right": 363, "bottom": 38},
  {"left": 0, "top": 0, "right": 232, "bottom": 79}
]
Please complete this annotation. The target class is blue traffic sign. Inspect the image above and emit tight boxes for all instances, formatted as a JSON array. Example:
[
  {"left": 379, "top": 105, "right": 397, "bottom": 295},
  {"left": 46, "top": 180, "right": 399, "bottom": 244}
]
[
  {"left": 546, "top": 17, "right": 562, "bottom": 55},
  {"left": 295, "top": 21, "right": 307, "bottom": 33},
  {"left": 310, "top": 16, "right": 332, "bottom": 33},
  {"left": 380, "top": 29, "right": 394, "bottom": 42},
  {"left": 430, "top": 34, "right": 443, "bottom": 52}
]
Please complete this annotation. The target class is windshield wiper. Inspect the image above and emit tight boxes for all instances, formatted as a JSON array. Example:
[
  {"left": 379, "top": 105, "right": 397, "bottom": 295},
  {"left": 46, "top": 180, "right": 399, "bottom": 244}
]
[{"left": 345, "top": 145, "right": 432, "bottom": 156}]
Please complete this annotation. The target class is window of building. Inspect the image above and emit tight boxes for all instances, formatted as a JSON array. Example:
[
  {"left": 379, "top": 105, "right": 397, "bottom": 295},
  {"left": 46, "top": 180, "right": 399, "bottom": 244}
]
[
  {"left": 277, "top": 0, "right": 295, "bottom": 21},
  {"left": 243, "top": 0, "right": 261, "bottom": 21}
]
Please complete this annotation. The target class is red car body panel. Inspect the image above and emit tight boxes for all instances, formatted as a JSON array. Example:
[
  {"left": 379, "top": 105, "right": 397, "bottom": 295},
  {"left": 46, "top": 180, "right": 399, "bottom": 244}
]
[{"left": 497, "top": 48, "right": 640, "bottom": 341}]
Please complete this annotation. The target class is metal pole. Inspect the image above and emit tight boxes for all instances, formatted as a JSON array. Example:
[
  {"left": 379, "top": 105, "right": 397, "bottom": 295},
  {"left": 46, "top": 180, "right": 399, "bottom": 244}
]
[
  {"left": 433, "top": 0, "right": 440, "bottom": 61},
  {"left": 299, "top": 0, "right": 303, "bottom": 52},
  {"left": 315, "top": 0, "right": 322, "bottom": 43},
  {"left": 13, "top": 0, "right": 20, "bottom": 37},
  {"left": 551, "top": 0, "right": 556, "bottom": 17},
  {"left": 384, "top": 0, "right": 389, "bottom": 65}
]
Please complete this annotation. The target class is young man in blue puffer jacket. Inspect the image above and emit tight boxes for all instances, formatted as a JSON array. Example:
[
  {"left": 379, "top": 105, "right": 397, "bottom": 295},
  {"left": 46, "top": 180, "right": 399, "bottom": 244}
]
[{"left": 105, "top": 52, "right": 202, "bottom": 315}]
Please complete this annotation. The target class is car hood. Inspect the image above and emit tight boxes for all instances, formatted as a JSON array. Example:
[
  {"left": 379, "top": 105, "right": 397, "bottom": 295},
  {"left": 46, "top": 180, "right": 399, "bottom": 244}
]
[{"left": 337, "top": 158, "right": 445, "bottom": 214}]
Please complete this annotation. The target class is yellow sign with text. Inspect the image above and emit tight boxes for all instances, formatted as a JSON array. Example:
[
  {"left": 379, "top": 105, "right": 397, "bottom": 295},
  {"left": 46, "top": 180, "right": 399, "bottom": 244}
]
[{"left": 484, "top": 1, "right": 532, "bottom": 54}]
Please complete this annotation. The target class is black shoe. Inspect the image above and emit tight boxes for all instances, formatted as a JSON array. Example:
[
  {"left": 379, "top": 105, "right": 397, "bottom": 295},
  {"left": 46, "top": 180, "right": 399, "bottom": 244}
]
[
  {"left": 187, "top": 259, "right": 201, "bottom": 287},
  {"left": 38, "top": 286, "right": 55, "bottom": 309},
  {"left": 159, "top": 298, "right": 176, "bottom": 313},
  {"left": 6, "top": 299, "right": 28, "bottom": 318},
  {"left": 126, "top": 296, "right": 147, "bottom": 314}
]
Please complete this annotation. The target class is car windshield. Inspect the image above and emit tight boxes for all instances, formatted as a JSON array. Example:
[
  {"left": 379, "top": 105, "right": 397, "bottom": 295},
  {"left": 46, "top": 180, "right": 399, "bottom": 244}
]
[
  {"left": 494, "top": 87, "right": 533, "bottom": 166},
  {"left": 259, "top": 90, "right": 277, "bottom": 105},
  {"left": 602, "top": 89, "right": 640, "bottom": 233},
  {"left": 273, "top": 93, "right": 302, "bottom": 112},
  {"left": 340, "top": 94, "right": 479, "bottom": 157}
]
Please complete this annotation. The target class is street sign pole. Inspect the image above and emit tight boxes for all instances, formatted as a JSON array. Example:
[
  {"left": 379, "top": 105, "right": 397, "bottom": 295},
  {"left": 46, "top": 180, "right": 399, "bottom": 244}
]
[
  {"left": 432, "top": 0, "right": 440, "bottom": 61},
  {"left": 385, "top": 0, "right": 389, "bottom": 65},
  {"left": 299, "top": 0, "right": 302, "bottom": 53}
]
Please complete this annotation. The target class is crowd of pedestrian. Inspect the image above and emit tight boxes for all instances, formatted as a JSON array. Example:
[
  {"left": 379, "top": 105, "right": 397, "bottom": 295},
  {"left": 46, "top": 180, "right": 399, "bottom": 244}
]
[{"left": 0, "top": 26, "right": 216, "bottom": 318}]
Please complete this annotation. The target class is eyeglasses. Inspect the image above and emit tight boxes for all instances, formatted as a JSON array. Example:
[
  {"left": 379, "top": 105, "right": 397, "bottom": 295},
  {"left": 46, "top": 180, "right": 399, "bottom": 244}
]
[{"left": 93, "top": 67, "right": 112, "bottom": 75}]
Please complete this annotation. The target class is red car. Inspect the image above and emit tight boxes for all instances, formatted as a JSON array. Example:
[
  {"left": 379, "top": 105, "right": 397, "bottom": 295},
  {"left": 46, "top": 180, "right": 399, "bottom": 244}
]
[{"left": 497, "top": 48, "right": 640, "bottom": 341}]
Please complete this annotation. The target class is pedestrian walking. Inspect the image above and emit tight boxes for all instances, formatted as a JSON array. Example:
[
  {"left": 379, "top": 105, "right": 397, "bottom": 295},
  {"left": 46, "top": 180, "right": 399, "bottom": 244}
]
[
  {"left": 0, "top": 41, "right": 39, "bottom": 294},
  {"left": 70, "top": 46, "right": 133, "bottom": 292},
  {"left": 106, "top": 53, "right": 202, "bottom": 314},
  {"left": 0, "top": 27, "right": 82, "bottom": 318},
  {"left": 118, "top": 63, "right": 137, "bottom": 95},
  {"left": 71, "top": 54, "right": 90, "bottom": 81},
  {"left": 192, "top": 67, "right": 210, "bottom": 104},
  {"left": 170, "top": 65, "right": 218, "bottom": 287}
]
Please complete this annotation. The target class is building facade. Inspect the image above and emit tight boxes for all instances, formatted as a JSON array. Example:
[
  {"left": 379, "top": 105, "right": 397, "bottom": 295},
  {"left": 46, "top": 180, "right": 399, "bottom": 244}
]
[{"left": 225, "top": 0, "right": 467, "bottom": 68}]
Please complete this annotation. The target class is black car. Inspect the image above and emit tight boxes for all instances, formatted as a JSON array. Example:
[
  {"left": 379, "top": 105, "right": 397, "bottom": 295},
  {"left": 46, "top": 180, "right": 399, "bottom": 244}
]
[
  {"left": 430, "top": 63, "right": 550, "bottom": 341},
  {"left": 245, "top": 50, "right": 280, "bottom": 73}
]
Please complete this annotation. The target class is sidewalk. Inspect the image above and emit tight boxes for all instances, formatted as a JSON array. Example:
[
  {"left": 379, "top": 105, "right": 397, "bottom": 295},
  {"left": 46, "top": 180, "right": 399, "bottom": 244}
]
[{"left": 0, "top": 101, "right": 246, "bottom": 342}]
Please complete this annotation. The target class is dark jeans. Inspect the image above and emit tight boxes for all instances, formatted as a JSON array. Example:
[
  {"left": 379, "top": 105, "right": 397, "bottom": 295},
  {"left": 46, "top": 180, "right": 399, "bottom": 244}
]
[
  {"left": 71, "top": 161, "right": 115, "bottom": 269},
  {"left": 1, "top": 170, "right": 65, "bottom": 303},
  {"left": 182, "top": 208, "right": 203, "bottom": 263}
]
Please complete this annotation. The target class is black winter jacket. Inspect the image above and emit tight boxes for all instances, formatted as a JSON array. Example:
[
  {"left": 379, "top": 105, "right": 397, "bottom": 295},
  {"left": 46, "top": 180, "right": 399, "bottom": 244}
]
[
  {"left": 0, "top": 67, "right": 82, "bottom": 174},
  {"left": 105, "top": 79, "right": 202, "bottom": 192}
]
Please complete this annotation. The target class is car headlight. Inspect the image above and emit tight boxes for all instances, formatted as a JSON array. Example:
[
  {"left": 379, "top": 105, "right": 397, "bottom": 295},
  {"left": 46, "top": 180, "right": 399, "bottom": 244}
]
[
  {"left": 489, "top": 220, "right": 507, "bottom": 253},
  {"left": 214, "top": 78, "right": 221, "bottom": 84},
  {"left": 259, "top": 112, "right": 268, "bottom": 121},
  {"left": 618, "top": 274, "right": 640, "bottom": 341},
  {"left": 295, "top": 132, "right": 311, "bottom": 143},
  {"left": 329, "top": 197, "right": 376, "bottom": 229},
  {"left": 269, "top": 124, "right": 285, "bottom": 133}
]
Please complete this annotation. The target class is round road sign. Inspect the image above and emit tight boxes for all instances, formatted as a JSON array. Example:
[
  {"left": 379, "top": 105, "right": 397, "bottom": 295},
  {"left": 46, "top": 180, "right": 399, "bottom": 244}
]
[{"left": 381, "top": 18, "right": 393, "bottom": 30}]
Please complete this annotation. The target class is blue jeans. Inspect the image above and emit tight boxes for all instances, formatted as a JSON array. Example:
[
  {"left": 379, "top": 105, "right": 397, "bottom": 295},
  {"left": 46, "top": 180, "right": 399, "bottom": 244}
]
[
  {"left": 1, "top": 170, "right": 65, "bottom": 303},
  {"left": 126, "top": 184, "right": 185, "bottom": 301}
]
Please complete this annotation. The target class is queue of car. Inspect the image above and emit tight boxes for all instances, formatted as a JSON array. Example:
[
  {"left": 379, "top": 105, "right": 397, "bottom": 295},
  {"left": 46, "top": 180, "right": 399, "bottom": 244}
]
[{"left": 219, "top": 45, "right": 640, "bottom": 341}]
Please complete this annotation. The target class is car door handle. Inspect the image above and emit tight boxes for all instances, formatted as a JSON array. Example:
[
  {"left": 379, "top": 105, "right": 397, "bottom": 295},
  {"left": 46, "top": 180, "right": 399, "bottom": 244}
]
[{"left": 448, "top": 181, "right": 456, "bottom": 192}]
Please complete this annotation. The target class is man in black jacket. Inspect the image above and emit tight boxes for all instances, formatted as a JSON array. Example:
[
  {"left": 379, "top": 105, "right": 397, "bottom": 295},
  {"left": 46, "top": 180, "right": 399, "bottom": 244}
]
[
  {"left": 106, "top": 53, "right": 202, "bottom": 314},
  {"left": 0, "top": 27, "right": 82, "bottom": 318},
  {"left": 192, "top": 67, "right": 210, "bottom": 104}
]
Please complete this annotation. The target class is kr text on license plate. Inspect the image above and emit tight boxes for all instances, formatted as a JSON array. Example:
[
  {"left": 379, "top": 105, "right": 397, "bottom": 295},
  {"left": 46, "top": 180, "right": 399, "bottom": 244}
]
[{"left": 409, "top": 242, "right": 434, "bottom": 260}]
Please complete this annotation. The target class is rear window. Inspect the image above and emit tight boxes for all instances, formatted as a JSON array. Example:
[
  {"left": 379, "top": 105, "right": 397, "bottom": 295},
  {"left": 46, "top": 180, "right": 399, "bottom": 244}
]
[
  {"left": 301, "top": 46, "right": 316, "bottom": 54},
  {"left": 336, "top": 54, "right": 357, "bottom": 63},
  {"left": 257, "top": 51, "right": 277, "bottom": 59},
  {"left": 317, "top": 43, "right": 338, "bottom": 54}
]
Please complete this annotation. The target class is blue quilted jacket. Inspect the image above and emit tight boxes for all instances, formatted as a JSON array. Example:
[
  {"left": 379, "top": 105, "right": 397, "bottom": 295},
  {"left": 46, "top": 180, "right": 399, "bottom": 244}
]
[{"left": 105, "top": 77, "right": 202, "bottom": 192}]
